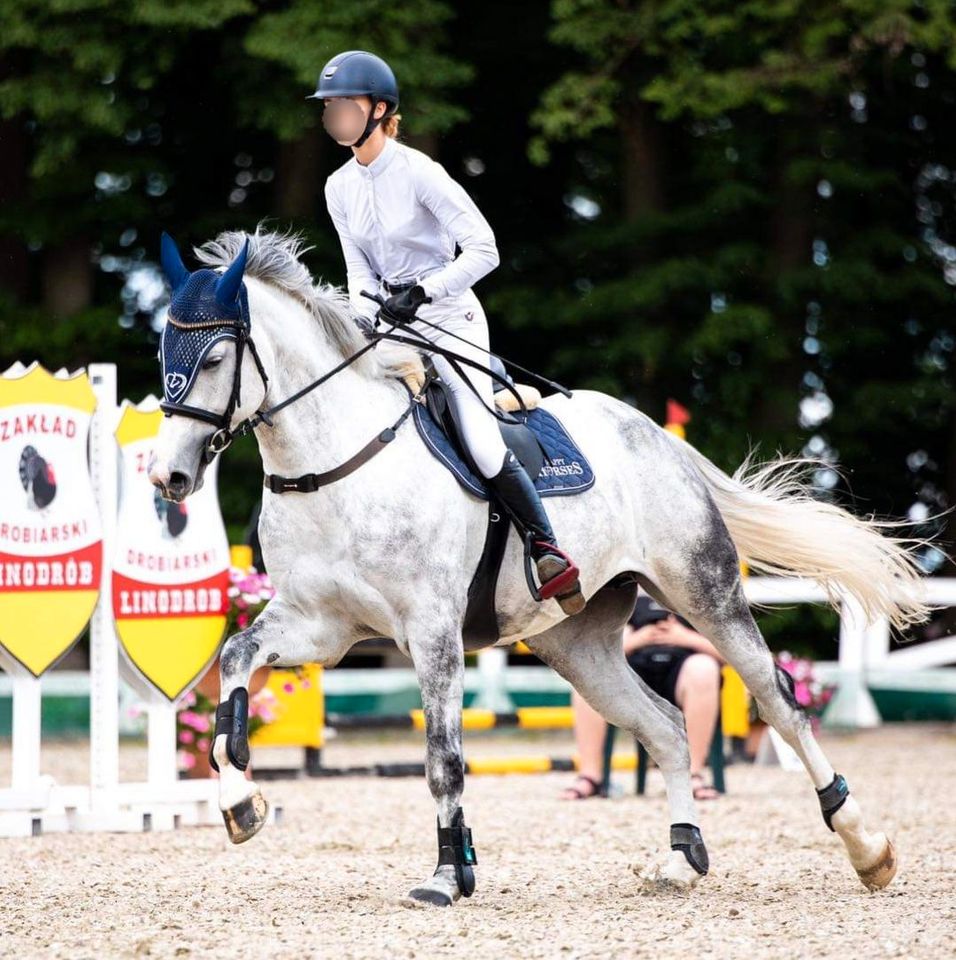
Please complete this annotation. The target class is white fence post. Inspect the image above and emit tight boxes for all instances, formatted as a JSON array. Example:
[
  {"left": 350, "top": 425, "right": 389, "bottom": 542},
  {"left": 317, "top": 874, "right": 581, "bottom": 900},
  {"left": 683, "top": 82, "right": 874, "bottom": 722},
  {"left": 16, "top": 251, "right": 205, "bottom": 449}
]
[
  {"left": 147, "top": 704, "right": 179, "bottom": 788},
  {"left": 822, "top": 595, "right": 882, "bottom": 730},
  {"left": 473, "top": 648, "right": 515, "bottom": 713},
  {"left": 10, "top": 675, "right": 42, "bottom": 796}
]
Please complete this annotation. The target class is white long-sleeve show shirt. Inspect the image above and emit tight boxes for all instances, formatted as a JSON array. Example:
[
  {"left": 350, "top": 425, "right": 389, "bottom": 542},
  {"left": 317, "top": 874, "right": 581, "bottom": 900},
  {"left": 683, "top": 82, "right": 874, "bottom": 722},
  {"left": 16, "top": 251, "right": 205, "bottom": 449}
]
[{"left": 324, "top": 136, "right": 499, "bottom": 320}]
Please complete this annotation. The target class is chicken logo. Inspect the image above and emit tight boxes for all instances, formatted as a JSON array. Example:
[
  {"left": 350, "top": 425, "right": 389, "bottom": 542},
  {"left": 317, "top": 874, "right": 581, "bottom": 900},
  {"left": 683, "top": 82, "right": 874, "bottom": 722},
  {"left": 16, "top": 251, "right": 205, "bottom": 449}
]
[
  {"left": 153, "top": 487, "right": 188, "bottom": 539},
  {"left": 18, "top": 445, "right": 57, "bottom": 510}
]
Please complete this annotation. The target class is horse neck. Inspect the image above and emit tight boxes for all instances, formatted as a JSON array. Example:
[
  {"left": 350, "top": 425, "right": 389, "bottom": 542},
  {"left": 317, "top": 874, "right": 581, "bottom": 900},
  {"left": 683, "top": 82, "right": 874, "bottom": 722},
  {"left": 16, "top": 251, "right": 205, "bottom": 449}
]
[{"left": 250, "top": 286, "right": 404, "bottom": 478}]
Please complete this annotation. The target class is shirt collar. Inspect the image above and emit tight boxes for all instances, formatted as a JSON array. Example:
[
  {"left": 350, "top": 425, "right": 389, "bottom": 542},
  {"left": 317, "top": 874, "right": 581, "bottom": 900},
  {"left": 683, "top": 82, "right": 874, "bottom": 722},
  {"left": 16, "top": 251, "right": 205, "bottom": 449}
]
[{"left": 356, "top": 136, "right": 397, "bottom": 179}]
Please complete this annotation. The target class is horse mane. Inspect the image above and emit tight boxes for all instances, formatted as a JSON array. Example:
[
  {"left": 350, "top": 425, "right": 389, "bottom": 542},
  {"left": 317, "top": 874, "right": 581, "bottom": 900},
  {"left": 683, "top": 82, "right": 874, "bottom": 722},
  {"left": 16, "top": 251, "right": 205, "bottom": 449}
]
[{"left": 193, "top": 225, "right": 421, "bottom": 381}]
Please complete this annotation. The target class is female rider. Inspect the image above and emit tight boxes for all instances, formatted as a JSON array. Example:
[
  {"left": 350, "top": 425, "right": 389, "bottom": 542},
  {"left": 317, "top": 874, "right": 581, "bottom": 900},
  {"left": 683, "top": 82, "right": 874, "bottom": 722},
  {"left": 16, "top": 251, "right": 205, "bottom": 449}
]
[{"left": 313, "top": 49, "right": 583, "bottom": 615}]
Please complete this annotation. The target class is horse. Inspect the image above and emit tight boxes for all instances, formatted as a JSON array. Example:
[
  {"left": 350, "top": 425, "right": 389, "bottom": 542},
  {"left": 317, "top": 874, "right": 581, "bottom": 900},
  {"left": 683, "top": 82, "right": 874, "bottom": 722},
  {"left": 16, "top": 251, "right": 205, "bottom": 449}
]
[{"left": 149, "top": 228, "right": 924, "bottom": 905}]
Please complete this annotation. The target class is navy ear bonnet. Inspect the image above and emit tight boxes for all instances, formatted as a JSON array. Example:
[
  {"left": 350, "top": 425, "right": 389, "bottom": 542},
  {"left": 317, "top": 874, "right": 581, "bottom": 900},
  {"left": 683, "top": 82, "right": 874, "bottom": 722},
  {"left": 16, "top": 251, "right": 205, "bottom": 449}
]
[{"left": 159, "top": 233, "right": 250, "bottom": 405}]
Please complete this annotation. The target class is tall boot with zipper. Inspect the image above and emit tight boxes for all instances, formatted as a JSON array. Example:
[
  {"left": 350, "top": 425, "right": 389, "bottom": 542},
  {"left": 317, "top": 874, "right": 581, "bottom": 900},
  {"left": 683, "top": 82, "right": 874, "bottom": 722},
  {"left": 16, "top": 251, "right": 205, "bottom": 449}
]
[{"left": 486, "top": 451, "right": 585, "bottom": 615}]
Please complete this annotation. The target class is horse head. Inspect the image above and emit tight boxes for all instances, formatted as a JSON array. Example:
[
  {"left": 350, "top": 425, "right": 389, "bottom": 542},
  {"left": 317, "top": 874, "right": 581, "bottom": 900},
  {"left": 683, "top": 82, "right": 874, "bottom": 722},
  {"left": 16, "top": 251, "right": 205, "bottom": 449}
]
[{"left": 149, "top": 232, "right": 268, "bottom": 501}]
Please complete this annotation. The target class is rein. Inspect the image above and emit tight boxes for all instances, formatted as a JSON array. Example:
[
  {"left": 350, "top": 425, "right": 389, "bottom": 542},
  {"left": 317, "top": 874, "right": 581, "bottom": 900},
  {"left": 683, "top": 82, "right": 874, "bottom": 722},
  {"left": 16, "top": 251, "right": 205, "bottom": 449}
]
[{"left": 160, "top": 289, "right": 569, "bottom": 493}]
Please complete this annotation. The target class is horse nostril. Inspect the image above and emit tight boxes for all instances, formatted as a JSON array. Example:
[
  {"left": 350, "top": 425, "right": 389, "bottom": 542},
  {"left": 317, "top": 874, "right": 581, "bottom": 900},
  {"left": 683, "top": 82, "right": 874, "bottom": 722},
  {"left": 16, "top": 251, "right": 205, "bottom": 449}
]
[{"left": 168, "top": 471, "right": 190, "bottom": 498}]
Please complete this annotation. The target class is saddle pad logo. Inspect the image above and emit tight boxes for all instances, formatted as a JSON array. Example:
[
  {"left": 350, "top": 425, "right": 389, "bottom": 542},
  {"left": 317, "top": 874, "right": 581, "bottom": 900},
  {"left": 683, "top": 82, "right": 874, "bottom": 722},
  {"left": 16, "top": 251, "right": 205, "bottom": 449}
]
[
  {"left": 164, "top": 372, "right": 188, "bottom": 401},
  {"left": 539, "top": 457, "right": 585, "bottom": 479}
]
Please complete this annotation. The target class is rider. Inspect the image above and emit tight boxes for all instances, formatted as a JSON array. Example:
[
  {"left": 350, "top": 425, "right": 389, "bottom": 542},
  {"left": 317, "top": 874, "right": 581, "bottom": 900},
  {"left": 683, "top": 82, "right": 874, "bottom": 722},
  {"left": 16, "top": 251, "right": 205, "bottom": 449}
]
[{"left": 313, "top": 50, "right": 584, "bottom": 615}]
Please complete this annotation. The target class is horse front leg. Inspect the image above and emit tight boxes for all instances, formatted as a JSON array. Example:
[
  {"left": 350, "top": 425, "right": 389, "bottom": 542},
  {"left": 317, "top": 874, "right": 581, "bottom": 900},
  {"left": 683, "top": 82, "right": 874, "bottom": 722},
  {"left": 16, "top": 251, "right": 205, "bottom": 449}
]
[
  {"left": 212, "top": 599, "right": 344, "bottom": 843},
  {"left": 405, "top": 630, "right": 476, "bottom": 907}
]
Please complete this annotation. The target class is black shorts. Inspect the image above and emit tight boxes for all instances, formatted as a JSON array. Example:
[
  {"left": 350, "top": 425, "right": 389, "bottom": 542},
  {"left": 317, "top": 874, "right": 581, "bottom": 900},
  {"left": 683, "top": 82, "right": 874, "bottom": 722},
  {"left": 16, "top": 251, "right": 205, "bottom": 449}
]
[{"left": 625, "top": 645, "right": 696, "bottom": 706}]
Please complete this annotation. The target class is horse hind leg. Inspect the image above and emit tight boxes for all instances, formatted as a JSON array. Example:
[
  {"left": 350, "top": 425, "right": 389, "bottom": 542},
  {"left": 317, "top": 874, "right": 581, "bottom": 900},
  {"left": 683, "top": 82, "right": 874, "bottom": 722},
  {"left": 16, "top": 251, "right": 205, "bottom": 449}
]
[
  {"left": 647, "top": 528, "right": 897, "bottom": 891},
  {"left": 527, "top": 578, "right": 709, "bottom": 891}
]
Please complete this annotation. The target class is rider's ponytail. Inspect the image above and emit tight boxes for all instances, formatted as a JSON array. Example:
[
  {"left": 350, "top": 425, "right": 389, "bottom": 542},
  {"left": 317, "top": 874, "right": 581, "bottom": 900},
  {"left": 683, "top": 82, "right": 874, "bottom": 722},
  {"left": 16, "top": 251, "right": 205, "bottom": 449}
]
[{"left": 382, "top": 113, "right": 402, "bottom": 139}]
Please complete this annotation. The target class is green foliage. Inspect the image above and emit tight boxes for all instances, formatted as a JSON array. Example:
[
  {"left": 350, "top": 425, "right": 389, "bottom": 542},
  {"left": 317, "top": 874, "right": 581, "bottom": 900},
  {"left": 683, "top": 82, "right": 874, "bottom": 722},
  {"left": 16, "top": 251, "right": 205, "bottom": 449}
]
[
  {"left": 245, "top": 0, "right": 472, "bottom": 139},
  {"left": 3, "top": 0, "right": 956, "bottom": 650}
]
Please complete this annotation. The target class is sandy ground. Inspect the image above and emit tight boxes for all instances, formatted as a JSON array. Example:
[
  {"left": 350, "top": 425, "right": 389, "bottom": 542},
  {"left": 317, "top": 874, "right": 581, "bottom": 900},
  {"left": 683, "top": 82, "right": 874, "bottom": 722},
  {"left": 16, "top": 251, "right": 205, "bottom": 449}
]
[{"left": 1, "top": 724, "right": 954, "bottom": 960}]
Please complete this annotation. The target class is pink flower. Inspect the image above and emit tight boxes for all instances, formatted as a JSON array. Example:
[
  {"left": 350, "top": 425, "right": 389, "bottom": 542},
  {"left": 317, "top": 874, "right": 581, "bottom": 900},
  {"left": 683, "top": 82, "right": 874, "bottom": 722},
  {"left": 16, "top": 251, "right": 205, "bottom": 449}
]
[
  {"left": 283, "top": 682, "right": 295, "bottom": 694},
  {"left": 196, "top": 738, "right": 210, "bottom": 752},
  {"left": 191, "top": 714, "right": 211, "bottom": 734},
  {"left": 178, "top": 729, "right": 195, "bottom": 745},
  {"left": 179, "top": 710, "right": 209, "bottom": 731},
  {"left": 178, "top": 751, "right": 196, "bottom": 770}
]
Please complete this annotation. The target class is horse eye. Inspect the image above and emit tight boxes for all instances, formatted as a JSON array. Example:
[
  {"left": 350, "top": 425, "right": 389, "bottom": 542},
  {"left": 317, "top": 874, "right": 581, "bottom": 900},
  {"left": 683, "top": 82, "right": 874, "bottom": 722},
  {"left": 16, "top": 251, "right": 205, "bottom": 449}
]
[{"left": 202, "top": 356, "right": 223, "bottom": 371}]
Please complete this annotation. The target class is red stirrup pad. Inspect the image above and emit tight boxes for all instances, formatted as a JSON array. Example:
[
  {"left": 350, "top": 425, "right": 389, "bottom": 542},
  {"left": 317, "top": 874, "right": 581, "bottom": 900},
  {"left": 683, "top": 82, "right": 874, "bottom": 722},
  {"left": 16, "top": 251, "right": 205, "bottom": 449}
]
[{"left": 533, "top": 542, "right": 581, "bottom": 600}]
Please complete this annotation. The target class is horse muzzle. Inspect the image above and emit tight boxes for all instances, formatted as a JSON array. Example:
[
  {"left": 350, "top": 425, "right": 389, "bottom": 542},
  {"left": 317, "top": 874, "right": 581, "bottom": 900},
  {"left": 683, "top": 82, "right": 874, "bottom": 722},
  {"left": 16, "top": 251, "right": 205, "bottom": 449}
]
[{"left": 149, "top": 456, "right": 194, "bottom": 503}]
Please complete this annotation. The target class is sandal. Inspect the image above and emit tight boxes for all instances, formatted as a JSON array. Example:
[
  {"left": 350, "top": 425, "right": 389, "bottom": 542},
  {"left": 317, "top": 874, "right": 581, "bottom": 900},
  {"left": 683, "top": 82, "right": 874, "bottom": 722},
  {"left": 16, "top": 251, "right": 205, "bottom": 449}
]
[
  {"left": 559, "top": 774, "right": 603, "bottom": 800},
  {"left": 691, "top": 772, "right": 720, "bottom": 801}
]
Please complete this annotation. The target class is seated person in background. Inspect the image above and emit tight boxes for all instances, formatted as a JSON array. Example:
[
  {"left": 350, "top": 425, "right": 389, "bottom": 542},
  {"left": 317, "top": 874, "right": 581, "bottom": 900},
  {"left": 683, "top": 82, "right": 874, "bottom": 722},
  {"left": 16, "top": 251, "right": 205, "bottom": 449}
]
[{"left": 561, "top": 596, "right": 723, "bottom": 801}]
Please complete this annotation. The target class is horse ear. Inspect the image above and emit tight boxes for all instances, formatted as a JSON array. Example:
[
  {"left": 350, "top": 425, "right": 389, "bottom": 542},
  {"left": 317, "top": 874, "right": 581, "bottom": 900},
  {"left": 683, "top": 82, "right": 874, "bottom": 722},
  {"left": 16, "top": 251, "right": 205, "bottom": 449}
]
[
  {"left": 215, "top": 238, "right": 249, "bottom": 309},
  {"left": 160, "top": 232, "right": 189, "bottom": 292}
]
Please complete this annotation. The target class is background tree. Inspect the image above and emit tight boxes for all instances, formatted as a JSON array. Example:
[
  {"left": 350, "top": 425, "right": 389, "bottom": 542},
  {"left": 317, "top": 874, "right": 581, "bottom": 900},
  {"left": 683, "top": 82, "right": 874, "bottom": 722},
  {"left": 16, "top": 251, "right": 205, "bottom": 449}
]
[{"left": 3, "top": 0, "right": 956, "bottom": 652}]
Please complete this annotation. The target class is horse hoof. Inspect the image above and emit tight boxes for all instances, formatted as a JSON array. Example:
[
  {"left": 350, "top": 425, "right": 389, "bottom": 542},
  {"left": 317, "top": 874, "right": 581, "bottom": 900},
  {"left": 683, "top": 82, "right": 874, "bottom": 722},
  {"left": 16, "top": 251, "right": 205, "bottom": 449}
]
[
  {"left": 856, "top": 836, "right": 898, "bottom": 891},
  {"left": 635, "top": 857, "right": 701, "bottom": 895},
  {"left": 222, "top": 790, "right": 269, "bottom": 844},
  {"left": 406, "top": 887, "right": 454, "bottom": 907}
]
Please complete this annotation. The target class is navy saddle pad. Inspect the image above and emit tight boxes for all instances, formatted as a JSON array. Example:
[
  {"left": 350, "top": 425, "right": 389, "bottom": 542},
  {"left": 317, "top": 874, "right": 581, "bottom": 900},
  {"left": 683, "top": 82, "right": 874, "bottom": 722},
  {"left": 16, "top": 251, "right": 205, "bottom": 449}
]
[{"left": 413, "top": 402, "right": 595, "bottom": 499}]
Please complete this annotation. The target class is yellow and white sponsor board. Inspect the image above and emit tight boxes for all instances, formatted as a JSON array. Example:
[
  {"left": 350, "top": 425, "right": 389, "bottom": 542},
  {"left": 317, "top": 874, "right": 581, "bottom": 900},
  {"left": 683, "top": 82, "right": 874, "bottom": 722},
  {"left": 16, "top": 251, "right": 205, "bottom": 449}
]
[
  {"left": 0, "top": 364, "right": 103, "bottom": 676},
  {"left": 112, "top": 399, "right": 230, "bottom": 702}
]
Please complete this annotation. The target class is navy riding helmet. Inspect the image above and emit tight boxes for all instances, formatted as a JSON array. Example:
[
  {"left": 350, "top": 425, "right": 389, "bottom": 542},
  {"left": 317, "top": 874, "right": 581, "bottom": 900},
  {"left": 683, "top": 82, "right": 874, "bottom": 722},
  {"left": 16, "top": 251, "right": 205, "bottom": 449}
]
[{"left": 308, "top": 50, "right": 399, "bottom": 147}]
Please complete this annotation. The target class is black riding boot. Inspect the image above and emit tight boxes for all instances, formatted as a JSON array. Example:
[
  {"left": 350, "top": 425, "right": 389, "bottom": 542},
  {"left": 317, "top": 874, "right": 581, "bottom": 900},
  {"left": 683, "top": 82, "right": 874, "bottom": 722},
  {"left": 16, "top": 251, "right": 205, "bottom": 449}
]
[{"left": 487, "top": 452, "right": 585, "bottom": 615}]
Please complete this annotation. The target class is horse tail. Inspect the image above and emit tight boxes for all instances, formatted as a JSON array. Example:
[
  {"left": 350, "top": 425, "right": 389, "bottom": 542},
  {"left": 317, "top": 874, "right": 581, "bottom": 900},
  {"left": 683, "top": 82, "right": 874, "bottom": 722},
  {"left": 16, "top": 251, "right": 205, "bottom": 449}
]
[{"left": 665, "top": 433, "right": 932, "bottom": 630}]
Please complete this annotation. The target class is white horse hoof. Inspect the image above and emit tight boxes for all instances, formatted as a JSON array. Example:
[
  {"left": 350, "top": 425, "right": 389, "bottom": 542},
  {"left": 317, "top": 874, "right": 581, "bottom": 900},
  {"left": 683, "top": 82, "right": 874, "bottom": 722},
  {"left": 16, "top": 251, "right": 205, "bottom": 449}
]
[
  {"left": 222, "top": 788, "right": 269, "bottom": 844},
  {"left": 855, "top": 835, "right": 898, "bottom": 891},
  {"left": 636, "top": 852, "right": 702, "bottom": 894}
]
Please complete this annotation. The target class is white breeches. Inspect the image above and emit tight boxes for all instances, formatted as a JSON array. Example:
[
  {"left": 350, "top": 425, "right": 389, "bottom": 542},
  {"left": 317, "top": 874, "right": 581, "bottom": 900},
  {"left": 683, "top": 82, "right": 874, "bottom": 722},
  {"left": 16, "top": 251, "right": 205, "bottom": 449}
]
[{"left": 407, "top": 294, "right": 507, "bottom": 480}]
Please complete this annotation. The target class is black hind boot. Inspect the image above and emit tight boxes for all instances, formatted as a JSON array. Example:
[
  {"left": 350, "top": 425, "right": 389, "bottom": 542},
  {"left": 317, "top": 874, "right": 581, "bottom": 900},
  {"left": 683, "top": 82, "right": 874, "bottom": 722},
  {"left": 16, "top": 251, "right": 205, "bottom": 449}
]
[{"left": 487, "top": 452, "right": 585, "bottom": 615}]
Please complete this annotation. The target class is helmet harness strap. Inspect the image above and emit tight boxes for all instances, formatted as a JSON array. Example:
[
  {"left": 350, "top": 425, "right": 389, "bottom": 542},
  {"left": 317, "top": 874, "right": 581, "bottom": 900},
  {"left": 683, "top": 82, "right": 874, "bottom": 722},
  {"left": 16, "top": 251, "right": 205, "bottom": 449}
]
[{"left": 353, "top": 95, "right": 384, "bottom": 148}]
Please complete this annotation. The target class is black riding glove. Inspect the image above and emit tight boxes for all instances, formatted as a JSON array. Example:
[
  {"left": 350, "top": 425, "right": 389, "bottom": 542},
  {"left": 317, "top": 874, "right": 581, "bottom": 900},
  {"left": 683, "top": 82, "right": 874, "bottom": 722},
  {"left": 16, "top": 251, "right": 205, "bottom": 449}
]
[{"left": 381, "top": 284, "right": 431, "bottom": 325}]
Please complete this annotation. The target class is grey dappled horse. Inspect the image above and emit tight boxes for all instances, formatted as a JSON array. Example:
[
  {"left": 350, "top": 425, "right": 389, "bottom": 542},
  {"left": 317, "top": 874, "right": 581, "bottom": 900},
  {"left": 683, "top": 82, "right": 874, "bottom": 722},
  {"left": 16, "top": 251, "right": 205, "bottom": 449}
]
[{"left": 150, "top": 229, "right": 924, "bottom": 905}]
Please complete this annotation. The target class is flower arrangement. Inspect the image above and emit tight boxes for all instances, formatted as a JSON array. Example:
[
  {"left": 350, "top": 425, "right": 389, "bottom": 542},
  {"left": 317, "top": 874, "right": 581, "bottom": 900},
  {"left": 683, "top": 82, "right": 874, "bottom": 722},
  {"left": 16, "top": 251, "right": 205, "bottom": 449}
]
[{"left": 227, "top": 565, "right": 275, "bottom": 633}]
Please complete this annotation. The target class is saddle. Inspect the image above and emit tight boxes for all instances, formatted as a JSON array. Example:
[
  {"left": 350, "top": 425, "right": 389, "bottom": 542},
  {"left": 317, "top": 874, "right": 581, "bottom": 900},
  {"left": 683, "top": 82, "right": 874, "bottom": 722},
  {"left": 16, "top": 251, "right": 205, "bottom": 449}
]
[{"left": 413, "top": 372, "right": 595, "bottom": 650}]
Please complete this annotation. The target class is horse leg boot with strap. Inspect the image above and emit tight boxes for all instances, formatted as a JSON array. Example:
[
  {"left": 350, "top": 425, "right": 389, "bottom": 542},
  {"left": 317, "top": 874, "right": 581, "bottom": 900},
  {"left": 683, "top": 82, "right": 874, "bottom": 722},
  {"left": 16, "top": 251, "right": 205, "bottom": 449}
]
[{"left": 487, "top": 451, "right": 585, "bottom": 615}]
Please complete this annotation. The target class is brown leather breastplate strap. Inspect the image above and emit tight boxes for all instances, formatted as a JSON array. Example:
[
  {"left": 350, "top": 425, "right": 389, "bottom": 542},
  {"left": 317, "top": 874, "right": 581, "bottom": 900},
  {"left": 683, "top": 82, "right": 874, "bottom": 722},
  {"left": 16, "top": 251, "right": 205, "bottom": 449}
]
[{"left": 263, "top": 389, "right": 422, "bottom": 495}]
